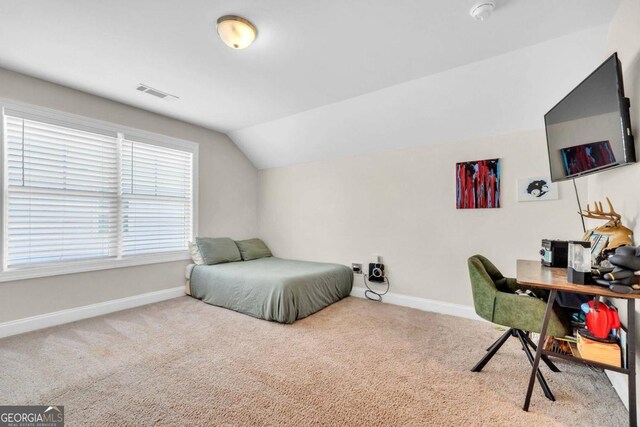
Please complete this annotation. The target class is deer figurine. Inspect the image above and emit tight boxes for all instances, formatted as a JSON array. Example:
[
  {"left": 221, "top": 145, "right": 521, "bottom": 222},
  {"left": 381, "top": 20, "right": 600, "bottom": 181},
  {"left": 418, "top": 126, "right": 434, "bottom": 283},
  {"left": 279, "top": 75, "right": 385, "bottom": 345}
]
[{"left": 580, "top": 198, "right": 633, "bottom": 258}]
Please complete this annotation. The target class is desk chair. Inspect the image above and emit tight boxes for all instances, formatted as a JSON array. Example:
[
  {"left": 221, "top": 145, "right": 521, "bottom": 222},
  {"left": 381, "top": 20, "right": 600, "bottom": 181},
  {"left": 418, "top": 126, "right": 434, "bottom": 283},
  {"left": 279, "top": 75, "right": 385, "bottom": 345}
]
[{"left": 468, "top": 255, "right": 570, "bottom": 401}]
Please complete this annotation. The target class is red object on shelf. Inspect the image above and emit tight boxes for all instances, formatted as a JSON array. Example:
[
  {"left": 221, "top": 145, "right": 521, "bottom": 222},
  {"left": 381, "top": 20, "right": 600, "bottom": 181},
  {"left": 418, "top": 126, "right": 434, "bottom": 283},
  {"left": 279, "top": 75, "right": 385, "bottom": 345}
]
[{"left": 585, "top": 300, "right": 621, "bottom": 339}]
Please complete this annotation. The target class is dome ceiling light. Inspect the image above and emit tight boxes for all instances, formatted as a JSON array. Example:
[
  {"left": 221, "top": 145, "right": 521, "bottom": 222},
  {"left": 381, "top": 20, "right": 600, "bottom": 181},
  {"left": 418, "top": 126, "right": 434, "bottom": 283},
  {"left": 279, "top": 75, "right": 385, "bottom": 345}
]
[{"left": 216, "top": 15, "right": 257, "bottom": 49}]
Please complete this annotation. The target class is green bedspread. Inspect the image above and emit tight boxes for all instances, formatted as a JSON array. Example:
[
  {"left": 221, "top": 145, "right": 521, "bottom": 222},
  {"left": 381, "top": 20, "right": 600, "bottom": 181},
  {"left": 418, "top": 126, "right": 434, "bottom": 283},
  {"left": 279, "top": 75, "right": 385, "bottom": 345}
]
[{"left": 189, "top": 257, "right": 353, "bottom": 324}]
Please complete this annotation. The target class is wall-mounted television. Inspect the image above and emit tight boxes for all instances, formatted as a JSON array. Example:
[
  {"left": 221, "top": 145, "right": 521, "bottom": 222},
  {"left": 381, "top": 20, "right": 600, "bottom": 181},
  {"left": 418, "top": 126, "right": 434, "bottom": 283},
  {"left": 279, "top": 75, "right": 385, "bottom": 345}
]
[{"left": 545, "top": 53, "right": 635, "bottom": 182}]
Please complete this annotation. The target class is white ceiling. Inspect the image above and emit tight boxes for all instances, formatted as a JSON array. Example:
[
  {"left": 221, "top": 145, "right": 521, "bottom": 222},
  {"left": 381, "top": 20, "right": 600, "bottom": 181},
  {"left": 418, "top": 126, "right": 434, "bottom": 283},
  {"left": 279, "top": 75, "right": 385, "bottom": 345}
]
[
  {"left": 232, "top": 26, "right": 611, "bottom": 168},
  {"left": 0, "top": 0, "right": 621, "bottom": 168}
]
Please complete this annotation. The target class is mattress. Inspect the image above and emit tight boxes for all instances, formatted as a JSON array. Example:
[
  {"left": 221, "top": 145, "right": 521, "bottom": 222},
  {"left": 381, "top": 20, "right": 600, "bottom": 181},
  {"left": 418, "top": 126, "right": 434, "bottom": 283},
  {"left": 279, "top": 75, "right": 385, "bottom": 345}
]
[{"left": 187, "top": 257, "right": 353, "bottom": 323}]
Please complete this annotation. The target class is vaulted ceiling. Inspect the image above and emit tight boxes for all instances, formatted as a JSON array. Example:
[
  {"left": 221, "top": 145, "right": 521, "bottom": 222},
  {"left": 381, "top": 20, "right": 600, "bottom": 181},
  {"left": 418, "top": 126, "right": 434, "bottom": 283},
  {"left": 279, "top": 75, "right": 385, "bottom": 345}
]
[{"left": 0, "top": 0, "right": 621, "bottom": 168}]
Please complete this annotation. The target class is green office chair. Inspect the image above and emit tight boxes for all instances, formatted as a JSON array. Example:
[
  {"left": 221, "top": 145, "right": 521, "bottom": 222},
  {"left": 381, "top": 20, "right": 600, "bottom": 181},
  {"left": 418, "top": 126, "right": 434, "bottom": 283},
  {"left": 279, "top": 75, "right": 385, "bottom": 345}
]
[{"left": 468, "top": 255, "right": 570, "bottom": 401}]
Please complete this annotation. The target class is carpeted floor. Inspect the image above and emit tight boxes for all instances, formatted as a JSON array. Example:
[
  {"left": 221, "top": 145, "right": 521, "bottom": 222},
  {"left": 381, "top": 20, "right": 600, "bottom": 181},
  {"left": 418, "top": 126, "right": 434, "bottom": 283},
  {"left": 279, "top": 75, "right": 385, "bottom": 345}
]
[{"left": 0, "top": 296, "right": 628, "bottom": 426}]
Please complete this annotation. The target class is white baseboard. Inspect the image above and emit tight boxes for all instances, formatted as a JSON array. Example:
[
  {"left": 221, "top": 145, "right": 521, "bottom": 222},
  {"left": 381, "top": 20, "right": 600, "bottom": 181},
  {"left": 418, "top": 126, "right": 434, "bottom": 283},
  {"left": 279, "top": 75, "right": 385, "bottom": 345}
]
[
  {"left": 350, "top": 286, "right": 483, "bottom": 321},
  {"left": 606, "top": 370, "right": 629, "bottom": 410},
  {"left": 0, "top": 286, "right": 184, "bottom": 339}
]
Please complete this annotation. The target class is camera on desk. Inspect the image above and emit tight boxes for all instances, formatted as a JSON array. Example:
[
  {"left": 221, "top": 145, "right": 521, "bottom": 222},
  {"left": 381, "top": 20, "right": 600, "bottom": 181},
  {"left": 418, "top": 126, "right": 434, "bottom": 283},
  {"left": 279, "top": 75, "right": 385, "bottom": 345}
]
[{"left": 540, "top": 239, "right": 568, "bottom": 268}]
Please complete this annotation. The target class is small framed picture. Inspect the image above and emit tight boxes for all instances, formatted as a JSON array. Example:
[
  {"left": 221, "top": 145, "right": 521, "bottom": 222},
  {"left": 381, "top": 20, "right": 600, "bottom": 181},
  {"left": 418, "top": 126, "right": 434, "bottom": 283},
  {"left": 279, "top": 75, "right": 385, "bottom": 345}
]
[
  {"left": 517, "top": 176, "right": 558, "bottom": 202},
  {"left": 456, "top": 158, "right": 500, "bottom": 209}
]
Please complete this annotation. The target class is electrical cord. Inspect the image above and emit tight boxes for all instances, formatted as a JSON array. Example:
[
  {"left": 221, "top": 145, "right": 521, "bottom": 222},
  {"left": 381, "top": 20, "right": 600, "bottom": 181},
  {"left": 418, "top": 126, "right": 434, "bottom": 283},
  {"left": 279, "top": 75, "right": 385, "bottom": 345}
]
[{"left": 363, "top": 273, "right": 390, "bottom": 302}]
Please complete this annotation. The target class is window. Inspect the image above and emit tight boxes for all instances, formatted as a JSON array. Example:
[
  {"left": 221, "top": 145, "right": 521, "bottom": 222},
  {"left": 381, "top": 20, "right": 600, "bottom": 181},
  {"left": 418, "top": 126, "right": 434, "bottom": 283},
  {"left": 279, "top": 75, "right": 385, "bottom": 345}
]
[
  {"left": 121, "top": 138, "right": 193, "bottom": 256},
  {"left": 1, "top": 103, "right": 197, "bottom": 281}
]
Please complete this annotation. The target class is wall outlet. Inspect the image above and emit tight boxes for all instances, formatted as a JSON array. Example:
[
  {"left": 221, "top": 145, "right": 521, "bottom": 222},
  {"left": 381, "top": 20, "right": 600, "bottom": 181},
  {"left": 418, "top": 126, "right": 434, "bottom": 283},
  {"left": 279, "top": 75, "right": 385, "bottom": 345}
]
[{"left": 351, "top": 263, "right": 362, "bottom": 274}]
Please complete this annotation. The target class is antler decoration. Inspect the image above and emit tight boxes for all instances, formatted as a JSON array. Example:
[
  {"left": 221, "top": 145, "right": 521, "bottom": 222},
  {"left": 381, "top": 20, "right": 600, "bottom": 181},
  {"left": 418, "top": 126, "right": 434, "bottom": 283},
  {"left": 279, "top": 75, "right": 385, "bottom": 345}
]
[{"left": 579, "top": 197, "right": 621, "bottom": 225}]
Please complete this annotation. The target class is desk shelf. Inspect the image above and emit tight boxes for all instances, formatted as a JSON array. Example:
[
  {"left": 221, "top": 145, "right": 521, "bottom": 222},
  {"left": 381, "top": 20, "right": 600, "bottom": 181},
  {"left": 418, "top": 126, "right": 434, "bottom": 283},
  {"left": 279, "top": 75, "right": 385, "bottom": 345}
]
[{"left": 541, "top": 349, "right": 628, "bottom": 374}]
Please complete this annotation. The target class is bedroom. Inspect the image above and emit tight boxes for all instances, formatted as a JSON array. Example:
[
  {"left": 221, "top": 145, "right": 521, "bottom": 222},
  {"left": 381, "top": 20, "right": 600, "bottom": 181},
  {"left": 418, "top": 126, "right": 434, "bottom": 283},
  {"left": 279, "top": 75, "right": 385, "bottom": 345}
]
[{"left": 0, "top": 0, "right": 639, "bottom": 425}]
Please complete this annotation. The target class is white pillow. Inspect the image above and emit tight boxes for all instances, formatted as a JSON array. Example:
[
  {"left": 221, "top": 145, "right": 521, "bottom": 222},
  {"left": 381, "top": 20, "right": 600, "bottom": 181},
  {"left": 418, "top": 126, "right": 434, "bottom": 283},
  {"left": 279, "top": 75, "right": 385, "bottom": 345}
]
[
  {"left": 185, "top": 263, "right": 196, "bottom": 279},
  {"left": 188, "top": 241, "right": 204, "bottom": 265}
]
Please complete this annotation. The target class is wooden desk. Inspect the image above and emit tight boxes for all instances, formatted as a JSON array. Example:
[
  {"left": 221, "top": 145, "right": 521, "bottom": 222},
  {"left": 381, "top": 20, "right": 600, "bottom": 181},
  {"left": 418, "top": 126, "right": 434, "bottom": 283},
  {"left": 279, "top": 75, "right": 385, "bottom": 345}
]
[{"left": 516, "top": 260, "right": 638, "bottom": 427}]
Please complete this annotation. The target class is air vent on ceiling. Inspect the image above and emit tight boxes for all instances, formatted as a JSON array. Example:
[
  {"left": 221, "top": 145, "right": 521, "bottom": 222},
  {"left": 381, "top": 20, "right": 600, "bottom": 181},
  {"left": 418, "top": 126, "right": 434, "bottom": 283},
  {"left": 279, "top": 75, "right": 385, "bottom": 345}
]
[{"left": 135, "top": 84, "right": 179, "bottom": 101}]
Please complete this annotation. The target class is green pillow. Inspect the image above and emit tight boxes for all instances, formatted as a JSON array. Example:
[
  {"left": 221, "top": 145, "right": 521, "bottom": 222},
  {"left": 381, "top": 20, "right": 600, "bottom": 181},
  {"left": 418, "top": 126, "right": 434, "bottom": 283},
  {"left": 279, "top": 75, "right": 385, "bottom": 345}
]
[
  {"left": 195, "top": 237, "right": 242, "bottom": 265},
  {"left": 235, "top": 238, "right": 272, "bottom": 261}
]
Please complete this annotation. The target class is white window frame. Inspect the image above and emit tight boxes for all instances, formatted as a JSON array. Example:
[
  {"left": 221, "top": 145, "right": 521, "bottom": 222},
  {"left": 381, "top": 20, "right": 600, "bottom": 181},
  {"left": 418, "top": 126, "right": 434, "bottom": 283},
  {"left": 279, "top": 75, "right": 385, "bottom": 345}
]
[{"left": 0, "top": 99, "right": 199, "bottom": 282}]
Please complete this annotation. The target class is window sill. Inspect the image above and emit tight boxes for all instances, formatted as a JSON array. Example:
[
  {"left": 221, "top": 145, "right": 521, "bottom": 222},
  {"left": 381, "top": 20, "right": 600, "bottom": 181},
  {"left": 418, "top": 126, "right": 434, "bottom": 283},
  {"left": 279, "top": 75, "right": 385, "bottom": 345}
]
[{"left": 0, "top": 251, "right": 191, "bottom": 283}]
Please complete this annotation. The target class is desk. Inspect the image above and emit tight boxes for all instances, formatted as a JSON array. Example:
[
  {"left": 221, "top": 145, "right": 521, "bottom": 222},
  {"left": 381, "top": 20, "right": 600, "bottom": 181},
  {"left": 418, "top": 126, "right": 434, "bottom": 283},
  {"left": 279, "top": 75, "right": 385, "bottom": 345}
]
[{"left": 516, "top": 259, "right": 639, "bottom": 426}]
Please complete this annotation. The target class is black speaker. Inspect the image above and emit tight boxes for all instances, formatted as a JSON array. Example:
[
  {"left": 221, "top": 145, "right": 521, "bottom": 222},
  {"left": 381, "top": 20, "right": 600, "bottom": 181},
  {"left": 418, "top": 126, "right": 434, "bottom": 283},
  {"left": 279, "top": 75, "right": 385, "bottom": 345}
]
[{"left": 368, "top": 263, "right": 385, "bottom": 282}]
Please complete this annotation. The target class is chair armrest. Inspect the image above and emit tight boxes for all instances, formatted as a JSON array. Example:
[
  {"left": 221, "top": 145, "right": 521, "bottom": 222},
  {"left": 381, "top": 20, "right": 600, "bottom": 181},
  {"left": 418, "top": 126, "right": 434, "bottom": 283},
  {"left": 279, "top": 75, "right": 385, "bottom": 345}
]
[{"left": 503, "top": 278, "right": 550, "bottom": 300}]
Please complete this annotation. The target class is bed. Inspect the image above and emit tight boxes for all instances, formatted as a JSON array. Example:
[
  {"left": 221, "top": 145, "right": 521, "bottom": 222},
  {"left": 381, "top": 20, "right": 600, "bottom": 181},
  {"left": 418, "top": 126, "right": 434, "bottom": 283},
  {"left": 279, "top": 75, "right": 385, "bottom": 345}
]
[{"left": 185, "top": 257, "right": 353, "bottom": 324}]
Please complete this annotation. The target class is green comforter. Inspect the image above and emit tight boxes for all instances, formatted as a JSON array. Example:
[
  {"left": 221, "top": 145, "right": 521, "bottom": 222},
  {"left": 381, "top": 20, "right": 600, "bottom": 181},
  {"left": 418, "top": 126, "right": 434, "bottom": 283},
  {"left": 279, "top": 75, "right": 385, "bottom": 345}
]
[{"left": 189, "top": 257, "right": 353, "bottom": 323}]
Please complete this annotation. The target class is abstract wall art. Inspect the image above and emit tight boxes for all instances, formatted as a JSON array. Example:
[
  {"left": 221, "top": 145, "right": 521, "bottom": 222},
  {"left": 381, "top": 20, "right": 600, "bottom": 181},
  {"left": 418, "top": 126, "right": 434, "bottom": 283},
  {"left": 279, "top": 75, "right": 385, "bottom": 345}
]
[
  {"left": 516, "top": 176, "right": 559, "bottom": 202},
  {"left": 456, "top": 158, "right": 500, "bottom": 209}
]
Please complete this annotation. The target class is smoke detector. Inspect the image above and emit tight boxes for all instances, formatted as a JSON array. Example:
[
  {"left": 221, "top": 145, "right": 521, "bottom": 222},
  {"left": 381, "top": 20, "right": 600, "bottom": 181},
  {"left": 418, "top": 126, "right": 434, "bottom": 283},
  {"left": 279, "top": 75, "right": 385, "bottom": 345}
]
[
  {"left": 470, "top": 1, "right": 495, "bottom": 21},
  {"left": 135, "top": 84, "right": 179, "bottom": 102}
]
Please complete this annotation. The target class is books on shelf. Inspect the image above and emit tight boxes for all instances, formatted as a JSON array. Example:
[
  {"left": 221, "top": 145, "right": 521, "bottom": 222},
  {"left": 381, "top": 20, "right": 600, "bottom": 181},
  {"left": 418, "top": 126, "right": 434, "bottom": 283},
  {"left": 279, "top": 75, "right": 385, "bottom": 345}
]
[{"left": 576, "top": 330, "right": 622, "bottom": 368}]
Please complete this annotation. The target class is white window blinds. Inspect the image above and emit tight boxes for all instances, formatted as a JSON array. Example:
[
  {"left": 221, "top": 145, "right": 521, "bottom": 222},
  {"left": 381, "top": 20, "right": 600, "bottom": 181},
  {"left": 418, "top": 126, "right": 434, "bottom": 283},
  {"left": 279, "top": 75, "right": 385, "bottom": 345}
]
[
  {"left": 2, "top": 108, "right": 195, "bottom": 271},
  {"left": 5, "top": 113, "right": 119, "bottom": 267},
  {"left": 121, "top": 139, "right": 193, "bottom": 256}
]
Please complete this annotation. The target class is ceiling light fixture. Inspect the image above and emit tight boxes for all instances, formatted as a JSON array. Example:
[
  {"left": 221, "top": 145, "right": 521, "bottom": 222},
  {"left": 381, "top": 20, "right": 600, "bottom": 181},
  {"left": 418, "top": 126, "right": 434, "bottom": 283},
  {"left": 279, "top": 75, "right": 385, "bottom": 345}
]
[
  {"left": 216, "top": 15, "right": 257, "bottom": 49},
  {"left": 469, "top": 1, "right": 495, "bottom": 21}
]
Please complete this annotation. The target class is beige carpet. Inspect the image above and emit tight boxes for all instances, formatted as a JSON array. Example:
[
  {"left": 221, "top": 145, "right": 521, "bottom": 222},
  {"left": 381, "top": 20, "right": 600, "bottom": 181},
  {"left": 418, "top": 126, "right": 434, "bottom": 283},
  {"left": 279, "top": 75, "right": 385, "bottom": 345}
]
[{"left": 0, "top": 296, "right": 628, "bottom": 426}]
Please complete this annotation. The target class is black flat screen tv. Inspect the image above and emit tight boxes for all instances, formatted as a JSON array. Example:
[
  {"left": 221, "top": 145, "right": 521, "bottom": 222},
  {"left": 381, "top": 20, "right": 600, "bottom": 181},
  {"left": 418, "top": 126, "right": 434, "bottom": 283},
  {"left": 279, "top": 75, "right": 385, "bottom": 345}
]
[{"left": 545, "top": 53, "right": 635, "bottom": 182}]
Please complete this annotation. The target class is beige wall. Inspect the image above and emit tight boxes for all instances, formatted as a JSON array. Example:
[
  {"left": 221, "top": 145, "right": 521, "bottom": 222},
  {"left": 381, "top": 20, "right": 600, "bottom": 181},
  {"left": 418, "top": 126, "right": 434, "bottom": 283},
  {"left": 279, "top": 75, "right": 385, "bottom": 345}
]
[
  {"left": 0, "top": 68, "right": 258, "bottom": 323},
  {"left": 259, "top": 129, "right": 586, "bottom": 306},
  {"left": 586, "top": 0, "right": 640, "bottom": 411}
]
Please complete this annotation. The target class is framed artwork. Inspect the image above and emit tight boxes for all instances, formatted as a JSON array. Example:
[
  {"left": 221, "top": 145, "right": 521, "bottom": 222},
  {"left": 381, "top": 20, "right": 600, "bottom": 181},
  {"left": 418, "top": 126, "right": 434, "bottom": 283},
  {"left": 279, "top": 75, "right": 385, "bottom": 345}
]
[
  {"left": 516, "top": 176, "right": 559, "bottom": 202},
  {"left": 456, "top": 158, "right": 500, "bottom": 209}
]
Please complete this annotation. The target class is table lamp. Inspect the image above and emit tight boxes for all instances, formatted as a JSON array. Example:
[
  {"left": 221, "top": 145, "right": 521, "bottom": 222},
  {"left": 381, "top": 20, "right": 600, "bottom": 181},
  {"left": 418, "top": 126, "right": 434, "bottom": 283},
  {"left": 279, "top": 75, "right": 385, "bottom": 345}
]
[{"left": 568, "top": 241, "right": 592, "bottom": 284}]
